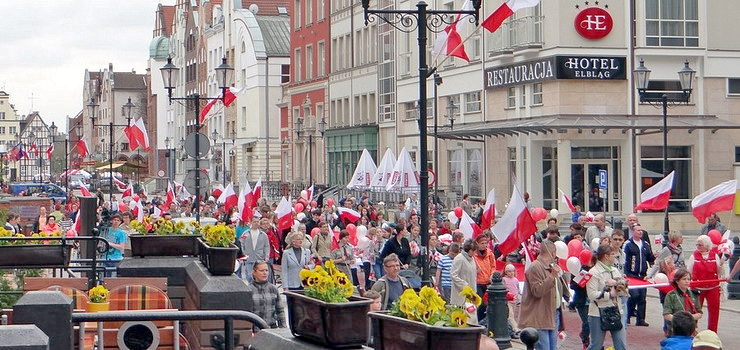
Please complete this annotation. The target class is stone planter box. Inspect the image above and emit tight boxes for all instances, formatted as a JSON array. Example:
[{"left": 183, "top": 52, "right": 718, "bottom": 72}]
[
  {"left": 129, "top": 234, "right": 201, "bottom": 257},
  {"left": 368, "top": 311, "right": 484, "bottom": 350},
  {"left": 284, "top": 290, "right": 372, "bottom": 349},
  {"left": 0, "top": 243, "right": 72, "bottom": 267}
]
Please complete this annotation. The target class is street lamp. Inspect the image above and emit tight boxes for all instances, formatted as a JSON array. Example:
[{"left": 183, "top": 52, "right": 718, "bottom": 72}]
[
  {"left": 633, "top": 59, "right": 695, "bottom": 247},
  {"left": 164, "top": 136, "right": 176, "bottom": 180},
  {"left": 433, "top": 73, "right": 443, "bottom": 200},
  {"left": 361, "top": 0, "right": 482, "bottom": 298},
  {"left": 446, "top": 100, "right": 458, "bottom": 130},
  {"left": 161, "top": 56, "right": 233, "bottom": 222},
  {"left": 211, "top": 129, "right": 228, "bottom": 187},
  {"left": 88, "top": 96, "right": 135, "bottom": 204}
]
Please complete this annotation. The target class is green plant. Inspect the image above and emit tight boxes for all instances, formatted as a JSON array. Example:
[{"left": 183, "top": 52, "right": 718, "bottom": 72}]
[{"left": 0, "top": 269, "right": 43, "bottom": 308}]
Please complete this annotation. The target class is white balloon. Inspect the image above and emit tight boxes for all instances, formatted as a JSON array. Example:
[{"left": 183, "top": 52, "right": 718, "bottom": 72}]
[
  {"left": 357, "top": 225, "right": 368, "bottom": 238},
  {"left": 654, "top": 273, "right": 669, "bottom": 284},
  {"left": 447, "top": 211, "right": 459, "bottom": 225},
  {"left": 590, "top": 238, "right": 601, "bottom": 250},
  {"left": 296, "top": 212, "right": 306, "bottom": 221},
  {"left": 550, "top": 209, "right": 559, "bottom": 218},
  {"left": 554, "top": 241, "right": 568, "bottom": 260},
  {"left": 566, "top": 256, "right": 582, "bottom": 275},
  {"left": 300, "top": 190, "right": 308, "bottom": 199}
]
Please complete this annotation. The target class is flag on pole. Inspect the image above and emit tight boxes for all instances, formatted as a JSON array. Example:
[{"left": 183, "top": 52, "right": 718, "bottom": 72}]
[
  {"left": 217, "top": 183, "right": 238, "bottom": 211},
  {"left": 121, "top": 183, "right": 134, "bottom": 199},
  {"left": 133, "top": 118, "right": 151, "bottom": 151},
  {"left": 337, "top": 207, "right": 361, "bottom": 224},
  {"left": 77, "top": 139, "right": 90, "bottom": 158},
  {"left": 125, "top": 119, "right": 139, "bottom": 151},
  {"left": 306, "top": 184, "right": 314, "bottom": 202},
  {"left": 79, "top": 183, "right": 92, "bottom": 197},
  {"left": 634, "top": 171, "right": 675, "bottom": 211},
  {"left": 492, "top": 184, "right": 538, "bottom": 255},
  {"left": 459, "top": 211, "right": 482, "bottom": 240},
  {"left": 74, "top": 211, "right": 82, "bottom": 234},
  {"left": 559, "top": 189, "right": 577, "bottom": 213},
  {"left": 275, "top": 196, "right": 293, "bottom": 232},
  {"left": 252, "top": 177, "right": 263, "bottom": 208},
  {"left": 46, "top": 143, "right": 54, "bottom": 159},
  {"left": 480, "top": 188, "right": 497, "bottom": 231},
  {"left": 691, "top": 179, "right": 737, "bottom": 223},
  {"left": 238, "top": 181, "right": 254, "bottom": 223},
  {"left": 212, "top": 184, "right": 225, "bottom": 199},
  {"left": 163, "top": 181, "right": 176, "bottom": 210},
  {"left": 481, "top": 0, "right": 540, "bottom": 33}
]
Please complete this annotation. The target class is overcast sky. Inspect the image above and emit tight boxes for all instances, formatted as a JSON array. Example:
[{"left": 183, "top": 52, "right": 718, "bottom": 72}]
[{"left": 0, "top": 1, "right": 165, "bottom": 131}]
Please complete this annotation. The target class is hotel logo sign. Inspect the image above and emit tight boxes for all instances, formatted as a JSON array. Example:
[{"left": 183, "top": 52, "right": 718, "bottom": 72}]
[
  {"left": 484, "top": 56, "right": 626, "bottom": 89},
  {"left": 574, "top": 7, "right": 613, "bottom": 40}
]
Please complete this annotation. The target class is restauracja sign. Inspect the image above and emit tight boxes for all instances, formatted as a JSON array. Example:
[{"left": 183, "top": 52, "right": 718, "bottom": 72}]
[{"left": 484, "top": 55, "right": 626, "bottom": 89}]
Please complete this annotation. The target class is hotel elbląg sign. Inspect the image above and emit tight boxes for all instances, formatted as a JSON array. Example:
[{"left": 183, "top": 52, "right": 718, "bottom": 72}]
[{"left": 484, "top": 56, "right": 626, "bottom": 89}]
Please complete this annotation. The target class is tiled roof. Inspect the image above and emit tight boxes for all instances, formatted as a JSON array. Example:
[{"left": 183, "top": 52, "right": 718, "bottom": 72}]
[
  {"left": 241, "top": 0, "right": 290, "bottom": 16},
  {"left": 161, "top": 5, "right": 176, "bottom": 36},
  {"left": 255, "top": 15, "right": 290, "bottom": 57},
  {"left": 113, "top": 72, "right": 146, "bottom": 90}
]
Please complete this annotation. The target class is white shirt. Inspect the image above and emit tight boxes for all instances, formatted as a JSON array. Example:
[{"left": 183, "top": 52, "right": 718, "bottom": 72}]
[{"left": 250, "top": 228, "right": 261, "bottom": 251}]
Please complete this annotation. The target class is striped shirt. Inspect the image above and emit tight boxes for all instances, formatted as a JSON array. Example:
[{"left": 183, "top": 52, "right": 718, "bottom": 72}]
[{"left": 438, "top": 255, "right": 454, "bottom": 287}]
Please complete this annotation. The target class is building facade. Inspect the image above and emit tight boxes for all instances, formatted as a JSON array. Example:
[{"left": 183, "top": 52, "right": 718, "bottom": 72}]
[
  {"left": 0, "top": 91, "right": 21, "bottom": 181},
  {"left": 17, "top": 112, "right": 52, "bottom": 182}
]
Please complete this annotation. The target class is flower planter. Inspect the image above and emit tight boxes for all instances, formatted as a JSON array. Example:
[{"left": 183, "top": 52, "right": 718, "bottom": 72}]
[
  {"left": 198, "top": 239, "right": 239, "bottom": 276},
  {"left": 0, "top": 243, "right": 72, "bottom": 267},
  {"left": 368, "top": 311, "right": 484, "bottom": 350},
  {"left": 129, "top": 234, "right": 201, "bottom": 257},
  {"left": 87, "top": 302, "right": 110, "bottom": 313},
  {"left": 284, "top": 290, "right": 372, "bottom": 349}
]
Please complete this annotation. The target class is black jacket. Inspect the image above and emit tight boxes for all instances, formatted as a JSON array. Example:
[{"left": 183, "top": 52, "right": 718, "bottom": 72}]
[
  {"left": 379, "top": 236, "right": 411, "bottom": 266},
  {"left": 624, "top": 238, "right": 655, "bottom": 278}
]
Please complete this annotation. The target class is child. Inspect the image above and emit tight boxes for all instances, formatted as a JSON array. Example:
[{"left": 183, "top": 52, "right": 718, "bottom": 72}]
[
  {"left": 502, "top": 264, "right": 521, "bottom": 338},
  {"left": 435, "top": 242, "right": 460, "bottom": 302},
  {"left": 364, "top": 290, "right": 382, "bottom": 346},
  {"left": 571, "top": 253, "right": 594, "bottom": 350}
]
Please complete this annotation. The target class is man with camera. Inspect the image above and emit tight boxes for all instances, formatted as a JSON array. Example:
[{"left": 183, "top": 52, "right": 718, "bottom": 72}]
[{"left": 624, "top": 224, "right": 655, "bottom": 327}]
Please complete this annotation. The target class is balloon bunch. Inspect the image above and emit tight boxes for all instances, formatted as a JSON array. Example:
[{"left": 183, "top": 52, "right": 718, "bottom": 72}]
[
  {"left": 556, "top": 238, "right": 593, "bottom": 275},
  {"left": 709, "top": 229, "right": 735, "bottom": 256}
]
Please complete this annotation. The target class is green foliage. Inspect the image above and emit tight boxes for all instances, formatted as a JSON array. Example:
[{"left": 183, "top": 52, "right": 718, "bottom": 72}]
[{"left": 0, "top": 269, "right": 43, "bottom": 308}]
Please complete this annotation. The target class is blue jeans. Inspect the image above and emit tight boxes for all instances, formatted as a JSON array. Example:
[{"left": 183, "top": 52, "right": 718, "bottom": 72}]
[
  {"left": 588, "top": 316, "right": 627, "bottom": 350},
  {"left": 536, "top": 309, "right": 560, "bottom": 350},
  {"left": 373, "top": 259, "right": 385, "bottom": 279}
]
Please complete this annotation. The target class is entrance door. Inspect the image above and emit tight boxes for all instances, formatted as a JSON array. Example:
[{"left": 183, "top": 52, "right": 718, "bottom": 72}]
[{"left": 571, "top": 162, "right": 609, "bottom": 213}]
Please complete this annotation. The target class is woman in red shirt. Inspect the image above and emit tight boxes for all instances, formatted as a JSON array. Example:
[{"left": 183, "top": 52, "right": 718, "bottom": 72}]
[{"left": 687, "top": 235, "right": 725, "bottom": 333}]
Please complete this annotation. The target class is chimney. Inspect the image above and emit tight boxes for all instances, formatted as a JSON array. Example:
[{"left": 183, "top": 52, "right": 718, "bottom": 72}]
[{"left": 108, "top": 63, "right": 113, "bottom": 72}]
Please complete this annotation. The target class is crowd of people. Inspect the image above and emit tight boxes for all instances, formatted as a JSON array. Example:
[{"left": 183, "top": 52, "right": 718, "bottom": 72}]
[{"left": 13, "top": 188, "right": 735, "bottom": 350}]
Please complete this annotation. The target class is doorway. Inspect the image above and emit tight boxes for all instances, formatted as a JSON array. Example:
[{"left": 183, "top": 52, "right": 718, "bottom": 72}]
[{"left": 571, "top": 162, "right": 611, "bottom": 213}]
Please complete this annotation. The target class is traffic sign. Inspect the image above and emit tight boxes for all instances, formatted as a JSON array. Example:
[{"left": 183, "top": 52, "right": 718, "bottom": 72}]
[
  {"left": 184, "top": 132, "right": 211, "bottom": 158},
  {"left": 598, "top": 169, "right": 607, "bottom": 189},
  {"left": 184, "top": 169, "right": 210, "bottom": 195}
]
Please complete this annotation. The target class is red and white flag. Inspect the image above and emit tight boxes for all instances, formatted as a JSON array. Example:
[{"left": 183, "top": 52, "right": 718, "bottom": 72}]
[
  {"left": 132, "top": 199, "right": 145, "bottom": 222},
  {"left": 112, "top": 177, "right": 127, "bottom": 190},
  {"left": 275, "top": 196, "right": 293, "bottom": 232},
  {"left": 45, "top": 143, "right": 54, "bottom": 159},
  {"left": 482, "top": 0, "right": 540, "bottom": 33},
  {"left": 217, "top": 183, "right": 238, "bottom": 211},
  {"left": 432, "top": 0, "right": 474, "bottom": 62},
  {"left": 163, "top": 181, "right": 176, "bottom": 210},
  {"left": 306, "top": 184, "right": 314, "bottom": 202},
  {"left": 635, "top": 171, "right": 675, "bottom": 211},
  {"left": 199, "top": 87, "right": 243, "bottom": 124},
  {"left": 80, "top": 183, "right": 92, "bottom": 197},
  {"left": 337, "top": 207, "right": 361, "bottom": 223},
  {"left": 74, "top": 211, "right": 82, "bottom": 234},
  {"left": 691, "top": 179, "right": 737, "bottom": 224},
  {"left": 459, "top": 210, "right": 482, "bottom": 240},
  {"left": 133, "top": 118, "right": 151, "bottom": 151},
  {"left": 480, "top": 188, "right": 497, "bottom": 231},
  {"left": 212, "top": 184, "right": 225, "bottom": 199},
  {"left": 76, "top": 140, "right": 89, "bottom": 158},
  {"left": 492, "top": 184, "right": 538, "bottom": 255},
  {"left": 153, "top": 206, "right": 162, "bottom": 218},
  {"left": 238, "top": 181, "right": 254, "bottom": 223},
  {"left": 124, "top": 119, "right": 139, "bottom": 151},
  {"left": 121, "top": 183, "right": 134, "bottom": 199},
  {"left": 30, "top": 143, "right": 39, "bottom": 157},
  {"left": 521, "top": 242, "right": 534, "bottom": 271},
  {"left": 252, "top": 177, "right": 262, "bottom": 208},
  {"left": 559, "top": 189, "right": 577, "bottom": 213}
]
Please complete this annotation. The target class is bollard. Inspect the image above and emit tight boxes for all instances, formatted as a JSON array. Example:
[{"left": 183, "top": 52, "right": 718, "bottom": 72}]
[
  {"left": 486, "top": 271, "right": 511, "bottom": 349},
  {"left": 519, "top": 328, "right": 539, "bottom": 350}
]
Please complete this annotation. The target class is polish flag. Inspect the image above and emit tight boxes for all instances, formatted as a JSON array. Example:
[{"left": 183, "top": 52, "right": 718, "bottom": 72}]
[
  {"left": 238, "top": 181, "right": 254, "bottom": 223},
  {"left": 76, "top": 140, "right": 89, "bottom": 158},
  {"left": 482, "top": 0, "right": 540, "bottom": 33},
  {"left": 559, "top": 189, "right": 577, "bottom": 213},
  {"left": 46, "top": 143, "right": 54, "bottom": 159},
  {"left": 121, "top": 183, "right": 134, "bottom": 199},
  {"left": 212, "top": 184, "right": 225, "bottom": 199},
  {"left": 153, "top": 206, "right": 162, "bottom": 218},
  {"left": 222, "top": 87, "right": 242, "bottom": 107},
  {"left": 521, "top": 242, "right": 534, "bottom": 271},
  {"left": 492, "top": 184, "right": 538, "bottom": 255},
  {"left": 217, "top": 183, "right": 238, "bottom": 211},
  {"left": 691, "top": 179, "right": 738, "bottom": 224},
  {"left": 112, "top": 177, "right": 127, "bottom": 190},
  {"left": 133, "top": 118, "right": 150, "bottom": 151},
  {"left": 199, "top": 87, "right": 243, "bottom": 124},
  {"left": 432, "top": 17, "right": 470, "bottom": 61},
  {"left": 79, "top": 183, "right": 92, "bottom": 197},
  {"left": 124, "top": 119, "right": 139, "bottom": 151},
  {"left": 252, "top": 177, "right": 262, "bottom": 208},
  {"left": 132, "top": 200, "right": 145, "bottom": 222},
  {"left": 459, "top": 210, "right": 482, "bottom": 240},
  {"left": 337, "top": 207, "right": 361, "bottom": 224},
  {"left": 635, "top": 171, "right": 675, "bottom": 211},
  {"left": 30, "top": 143, "right": 39, "bottom": 157},
  {"left": 306, "top": 184, "right": 314, "bottom": 202},
  {"left": 163, "top": 181, "right": 176, "bottom": 210},
  {"left": 199, "top": 98, "right": 219, "bottom": 124},
  {"left": 74, "top": 211, "right": 82, "bottom": 234},
  {"left": 275, "top": 196, "right": 293, "bottom": 232},
  {"left": 480, "top": 188, "right": 497, "bottom": 231}
]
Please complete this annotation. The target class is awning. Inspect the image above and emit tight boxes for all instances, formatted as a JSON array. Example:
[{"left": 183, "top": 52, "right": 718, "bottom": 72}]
[
  {"left": 96, "top": 161, "right": 126, "bottom": 170},
  {"left": 435, "top": 114, "right": 740, "bottom": 141}
]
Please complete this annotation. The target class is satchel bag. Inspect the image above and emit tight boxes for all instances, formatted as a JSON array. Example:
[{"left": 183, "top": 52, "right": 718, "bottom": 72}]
[{"left": 597, "top": 303, "right": 622, "bottom": 331}]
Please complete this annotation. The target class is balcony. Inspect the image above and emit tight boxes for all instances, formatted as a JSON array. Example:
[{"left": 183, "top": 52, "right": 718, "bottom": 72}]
[{"left": 487, "top": 15, "right": 544, "bottom": 57}]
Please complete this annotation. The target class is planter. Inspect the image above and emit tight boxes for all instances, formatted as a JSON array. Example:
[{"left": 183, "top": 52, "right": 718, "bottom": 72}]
[
  {"left": 284, "top": 290, "right": 372, "bottom": 349},
  {"left": 368, "top": 311, "right": 484, "bottom": 350},
  {"left": 87, "top": 301, "right": 110, "bottom": 313},
  {"left": 199, "top": 239, "right": 239, "bottom": 276},
  {"left": 0, "top": 243, "right": 72, "bottom": 267},
  {"left": 129, "top": 234, "right": 201, "bottom": 257}
]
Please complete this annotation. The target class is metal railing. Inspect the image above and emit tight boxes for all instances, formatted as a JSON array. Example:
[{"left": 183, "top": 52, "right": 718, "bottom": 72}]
[
  {"left": 71, "top": 310, "right": 268, "bottom": 350},
  {"left": 487, "top": 15, "right": 544, "bottom": 55}
]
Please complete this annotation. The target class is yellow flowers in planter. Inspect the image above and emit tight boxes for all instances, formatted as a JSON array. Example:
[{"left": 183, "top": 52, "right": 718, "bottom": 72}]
[
  {"left": 0, "top": 227, "right": 63, "bottom": 245},
  {"left": 88, "top": 285, "right": 109, "bottom": 303},
  {"left": 130, "top": 217, "right": 189, "bottom": 235},
  {"left": 390, "top": 285, "right": 481, "bottom": 328},
  {"left": 202, "top": 223, "right": 236, "bottom": 248},
  {"left": 300, "top": 260, "right": 354, "bottom": 303}
]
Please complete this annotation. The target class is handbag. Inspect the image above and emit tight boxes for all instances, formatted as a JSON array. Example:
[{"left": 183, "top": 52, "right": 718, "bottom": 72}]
[{"left": 597, "top": 303, "right": 622, "bottom": 331}]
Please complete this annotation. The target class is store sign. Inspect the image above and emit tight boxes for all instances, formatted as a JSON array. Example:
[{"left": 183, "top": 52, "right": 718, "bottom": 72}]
[
  {"left": 574, "top": 7, "right": 613, "bottom": 40},
  {"left": 484, "top": 55, "right": 626, "bottom": 89}
]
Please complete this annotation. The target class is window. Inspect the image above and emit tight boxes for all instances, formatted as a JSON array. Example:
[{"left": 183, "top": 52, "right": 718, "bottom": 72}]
[
  {"left": 729, "top": 78, "right": 740, "bottom": 96},
  {"left": 531, "top": 82, "right": 543, "bottom": 105},
  {"left": 464, "top": 92, "right": 481, "bottom": 113},
  {"left": 736, "top": 146, "right": 740, "bottom": 163},
  {"left": 242, "top": 106, "right": 247, "bottom": 128},
  {"left": 317, "top": 41, "right": 325, "bottom": 76},
  {"left": 448, "top": 149, "right": 463, "bottom": 194},
  {"left": 0, "top": 127, "right": 5, "bottom": 134},
  {"left": 508, "top": 147, "right": 516, "bottom": 195},
  {"left": 0, "top": 112, "right": 4, "bottom": 120},
  {"left": 306, "top": 0, "right": 312, "bottom": 25},
  {"left": 281, "top": 64, "right": 290, "bottom": 83},
  {"left": 306, "top": 45, "right": 313, "bottom": 80},
  {"left": 294, "top": 0, "right": 301, "bottom": 29},
  {"left": 294, "top": 48, "right": 302, "bottom": 81},
  {"left": 316, "top": 103, "right": 324, "bottom": 121},
  {"left": 641, "top": 146, "right": 692, "bottom": 211},
  {"left": 317, "top": 0, "right": 324, "bottom": 20},
  {"left": 9, "top": 126, "right": 15, "bottom": 134},
  {"left": 542, "top": 146, "right": 557, "bottom": 209},
  {"left": 507, "top": 87, "right": 516, "bottom": 108},
  {"left": 645, "top": 0, "right": 698, "bottom": 47},
  {"left": 403, "top": 102, "right": 416, "bottom": 120},
  {"left": 470, "top": 35, "right": 481, "bottom": 61},
  {"left": 519, "top": 85, "right": 526, "bottom": 108},
  {"left": 466, "top": 149, "right": 482, "bottom": 197}
]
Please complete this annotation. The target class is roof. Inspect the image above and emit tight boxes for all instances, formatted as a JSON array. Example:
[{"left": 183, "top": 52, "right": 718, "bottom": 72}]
[
  {"left": 240, "top": 0, "right": 290, "bottom": 16},
  {"left": 435, "top": 114, "right": 740, "bottom": 141},
  {"left": 113, "top": 72, "right": 146, "bottom": 90},
  {"left": 255, "top": 15, "right": 290, "bottom": 56},
  {"left": 160, "top": 5, "right": 176, "bottom": 37},
  {"left": 149, "top": 36, "right": 170, "bottom": 59}
]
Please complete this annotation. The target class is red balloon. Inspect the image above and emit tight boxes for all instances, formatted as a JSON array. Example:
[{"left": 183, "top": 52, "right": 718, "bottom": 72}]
[
  {"left": 708, "top": 229, "right": 722, "bottom": 245},
  {"left": 558, "top": 257, "right": 568, "bottom": 271},
  {"left": 310, "top": 227, "right": 320, "bottom": 238},
  {"left": 346, "top": 223, "right": 357, "bottom": 235},
  {"left": 579, "top": 249, "right": 593, "bottom": 266},
  {"left": 567, "top": 239, "right": 584, "bottom": 257},
  {"left": 327, "top": 198, "right": 335, "bottom": 207},
  {"left": 454, "top": 207, "right": 463, "bottom": 218},
  {"left": 295, "top": 203, "right": 305, "bottom": 213},
  {"left": 310, "top": 200, "right": 318, "bottom": 208},
  {"left": 531, "top": 208, "right": 547, "bottom": 222}
]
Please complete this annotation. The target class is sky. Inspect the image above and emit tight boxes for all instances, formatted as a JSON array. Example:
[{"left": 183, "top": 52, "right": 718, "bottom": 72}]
[{"left": 0, "top": 1, "right": 165, "bottom": 131}]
